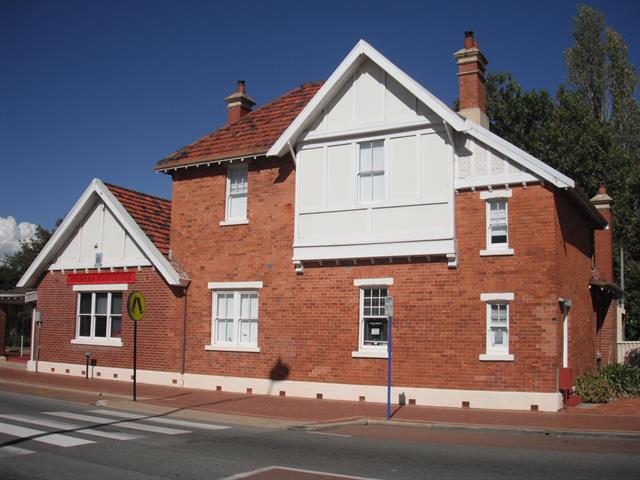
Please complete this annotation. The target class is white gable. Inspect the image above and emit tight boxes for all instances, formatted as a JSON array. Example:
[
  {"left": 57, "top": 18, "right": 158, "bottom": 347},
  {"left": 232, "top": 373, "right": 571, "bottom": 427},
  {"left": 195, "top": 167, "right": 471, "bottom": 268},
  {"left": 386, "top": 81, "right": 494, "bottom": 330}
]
[
  {"left": 50, "top": 201, "right": 149, "bottom": 270},
  {"left": 306, "top": 59, "right": 441, "bottom": 136},
  {"left": 18, "top": 179, "right": 187, "bottom": 288}
]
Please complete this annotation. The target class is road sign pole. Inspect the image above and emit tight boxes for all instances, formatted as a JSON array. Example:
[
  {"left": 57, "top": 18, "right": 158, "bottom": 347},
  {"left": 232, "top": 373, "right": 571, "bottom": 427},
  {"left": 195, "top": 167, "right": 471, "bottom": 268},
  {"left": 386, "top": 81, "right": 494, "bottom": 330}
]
[
  {"left": 387, "top": 314, "right": 392, "bottom": 419},
  {"left": 133, "top": 320, "right": 137, "bottom": 402}
]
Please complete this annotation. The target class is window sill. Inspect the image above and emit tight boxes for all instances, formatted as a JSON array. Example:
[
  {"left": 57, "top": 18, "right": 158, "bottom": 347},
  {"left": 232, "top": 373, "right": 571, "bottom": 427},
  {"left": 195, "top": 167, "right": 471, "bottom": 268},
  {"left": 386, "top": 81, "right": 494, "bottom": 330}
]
[
  {"left": 480, "top": 248, "right": 514, "bottom": 257},
  {"left": 219, "top": 219, "right": 249, "bottom": 226},
  {"left": 71, "top": 338, "right": 123, "bottom": 347},
  {"left": 352, "top": 350, "right": 388, "bottom": 359},
  {"left": 479, "top": 353, "right": 514, "bottom": 362},
  {"left": 205, "top": 344, "right": 260, "bottom": 353}
]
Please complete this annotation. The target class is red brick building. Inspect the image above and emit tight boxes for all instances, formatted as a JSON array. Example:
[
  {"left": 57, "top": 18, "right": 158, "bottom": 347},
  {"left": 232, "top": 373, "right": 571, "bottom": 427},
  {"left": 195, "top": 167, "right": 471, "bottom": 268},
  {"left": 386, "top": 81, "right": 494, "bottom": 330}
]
[{"left": 18, "top": 34, "right": 619, "bottom": 411}]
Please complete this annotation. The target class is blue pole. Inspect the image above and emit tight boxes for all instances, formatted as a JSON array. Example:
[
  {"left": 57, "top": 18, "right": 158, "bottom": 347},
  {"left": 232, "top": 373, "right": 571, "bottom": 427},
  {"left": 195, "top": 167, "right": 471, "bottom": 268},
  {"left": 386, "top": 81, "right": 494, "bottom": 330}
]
[{"left": 386, "top": 314, "right": 392, "bottom": 419}]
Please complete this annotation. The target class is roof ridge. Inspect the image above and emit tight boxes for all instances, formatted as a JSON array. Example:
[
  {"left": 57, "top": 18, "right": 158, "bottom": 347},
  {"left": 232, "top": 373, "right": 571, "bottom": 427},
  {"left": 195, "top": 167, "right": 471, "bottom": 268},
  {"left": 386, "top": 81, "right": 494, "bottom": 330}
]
[{"left": 104, "top": 182, "right": 171, "bottom": 204}]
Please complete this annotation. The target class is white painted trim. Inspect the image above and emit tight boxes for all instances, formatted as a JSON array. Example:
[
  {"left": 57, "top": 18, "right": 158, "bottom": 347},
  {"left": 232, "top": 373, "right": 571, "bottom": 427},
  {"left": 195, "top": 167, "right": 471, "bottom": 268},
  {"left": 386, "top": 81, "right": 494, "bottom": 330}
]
[
  {"left": 204, "top": 345, "right": 261, "bottom": 353},
  {"left": 480, "top": 248, "right": 514, "bottom": 257},
  {"left": 224, "top": 163, "right": 249, "bottom": 223},
  {"left": 73, "top": 284, "right": 128, "bottom": 292},
  {"left": 293, "top": 238, "right": 455, "bottom": 262},
  {"left": 351, "top": 350, "right": 388, "bottom": 359},
  {"left": 353, "top": 278, "right": 393, "bottom": 286},
  {"left": 71, "top": 338, "right": 123, "bottom": 347},
  {"left": 301, "top": 119, "right": 436, "bottom": 143},
  {"left": 480, "top": 292, "right": 514, "bottom": 301},
  {"left": 454, "top": 174, "right": 538, "bottom": 190},
  {"left": 49, "top": 259, "right": 152, "bottom": 271},
  {"left": 27, "top": 360, "right": 563, "bottom": 411},
  {"left": 207, "top": 281, "right": 264, "bottom": 290},
  {"left": 17, "top": 178, "right": 186, "bottom": 288},
  {"left": 480, "top": 189, "right": 512, "bottom": 200},
  {"left": 479, "top": 353, "right": 514, "bottom": 362},
  {"left": 219, "top": 219, "right": 249, "bottom": 226}
]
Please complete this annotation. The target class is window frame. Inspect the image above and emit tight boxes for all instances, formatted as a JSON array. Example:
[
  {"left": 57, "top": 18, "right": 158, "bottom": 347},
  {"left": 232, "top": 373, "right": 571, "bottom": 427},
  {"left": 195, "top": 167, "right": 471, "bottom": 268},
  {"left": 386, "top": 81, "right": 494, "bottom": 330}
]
[
  {"left": 72, "top": 290, "right": 123, "bottom": 347},
  {"left": 206, "top": 281, "right": 263, "bottom": 353},
  {"left": 480, "top": 190, "right": 514, "bottom": 256},
  {"left": 357, "top": 140, "right": 385, "bottom": 204},
  {"left": 479, "top": 292, "right": 514, "bottom": 361},
  {"left": 352, "top": 278, "right": 393, "bottom": 358},
  {"left": 222, "top": 163, "right": 249, "bottom": 225}
]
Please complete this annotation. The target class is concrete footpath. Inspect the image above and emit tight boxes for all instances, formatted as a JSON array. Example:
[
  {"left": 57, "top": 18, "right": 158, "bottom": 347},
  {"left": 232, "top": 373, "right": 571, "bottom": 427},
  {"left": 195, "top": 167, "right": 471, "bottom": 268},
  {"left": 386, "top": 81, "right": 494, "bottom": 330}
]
[{"left": 1, "top": 363, "right": 639, "bottom": 437}]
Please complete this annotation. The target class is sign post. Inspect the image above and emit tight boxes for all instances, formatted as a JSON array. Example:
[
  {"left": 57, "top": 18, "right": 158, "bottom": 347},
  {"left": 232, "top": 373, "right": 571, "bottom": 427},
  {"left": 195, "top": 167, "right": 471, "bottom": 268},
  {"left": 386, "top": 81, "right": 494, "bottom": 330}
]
[
  {"left": 127, "top": 291, "right": 146, "bottom": 402},
  {"left": 385, "top": 296, "right": 393, "bottom": 419}
]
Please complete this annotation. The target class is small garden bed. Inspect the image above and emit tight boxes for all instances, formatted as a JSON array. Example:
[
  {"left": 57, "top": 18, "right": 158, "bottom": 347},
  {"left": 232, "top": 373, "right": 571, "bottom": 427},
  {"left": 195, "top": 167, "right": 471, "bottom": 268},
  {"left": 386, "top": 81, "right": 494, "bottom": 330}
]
[{"left": 575, "top": 363, "right": 640, "bottom": 404}]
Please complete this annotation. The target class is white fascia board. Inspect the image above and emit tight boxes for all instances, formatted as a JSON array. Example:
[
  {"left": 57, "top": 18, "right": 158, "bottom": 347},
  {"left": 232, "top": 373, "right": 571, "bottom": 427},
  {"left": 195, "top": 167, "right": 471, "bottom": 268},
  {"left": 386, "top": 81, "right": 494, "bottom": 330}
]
[
  {"left": 18, "top": 179, "right": 185, "bottom": 288},
  {"left": 267, "top": 39, "right": 468, "bottom": 158},
  {"left": 466, "top": 122, "right": 575, "bottom": 189}
]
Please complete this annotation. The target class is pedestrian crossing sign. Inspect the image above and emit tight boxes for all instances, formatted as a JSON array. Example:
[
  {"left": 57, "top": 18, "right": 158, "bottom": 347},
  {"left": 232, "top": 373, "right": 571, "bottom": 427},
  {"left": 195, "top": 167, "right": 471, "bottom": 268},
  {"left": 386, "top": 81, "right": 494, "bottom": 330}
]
[{"left": 127, "top": 291, "right": 146, "bottom": 321}]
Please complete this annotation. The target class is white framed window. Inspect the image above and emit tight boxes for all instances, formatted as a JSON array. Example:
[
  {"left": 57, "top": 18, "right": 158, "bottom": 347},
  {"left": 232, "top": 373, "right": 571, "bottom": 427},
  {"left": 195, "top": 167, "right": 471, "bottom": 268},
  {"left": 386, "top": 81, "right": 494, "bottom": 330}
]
[
  {"left": 222, "top": 163, "right": 248, "bottom": 224},
  {"left": 480, "top": 190, "right": 514, "bottom": 256},
  {"left": 358, "top": 140, "right": 384, "bottom": 203},
  {"left": 73, "top": 291, "right": 122, "bottom": 346},
  {"left": 206, "top": 281, "right": 262, "bottom": 352},
  {"left": 352, "top": 278, "right": 393, "bottom": 358},
  {"left": 479, "top": 292, "right": 514, "bottom": 361}
]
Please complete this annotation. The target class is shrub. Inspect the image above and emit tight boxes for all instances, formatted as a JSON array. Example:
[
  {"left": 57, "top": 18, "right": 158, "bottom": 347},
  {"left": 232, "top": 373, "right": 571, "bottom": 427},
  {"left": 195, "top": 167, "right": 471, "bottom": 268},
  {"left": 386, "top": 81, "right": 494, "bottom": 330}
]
[
  {"left": 598, "top": 363, "right": 640, "bottom": 397},
  {"left": 575, "top": 372, "right": 613, "bottom": 403},
  {"left": 575, "top": 364, "right": 640, "bottom": 403}
]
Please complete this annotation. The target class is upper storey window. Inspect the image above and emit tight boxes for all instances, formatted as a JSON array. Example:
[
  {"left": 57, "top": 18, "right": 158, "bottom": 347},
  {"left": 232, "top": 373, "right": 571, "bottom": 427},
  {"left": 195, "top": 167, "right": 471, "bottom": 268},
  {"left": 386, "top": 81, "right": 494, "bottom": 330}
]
[
  {"left": 224, "top": 164, "right": 248, "bottom": 223},
  {"left": 358, "top": 140, "right": 384, "bottom": 203},
  {"left": 480, "top": 190, "right": 513, "bottom": 256}
]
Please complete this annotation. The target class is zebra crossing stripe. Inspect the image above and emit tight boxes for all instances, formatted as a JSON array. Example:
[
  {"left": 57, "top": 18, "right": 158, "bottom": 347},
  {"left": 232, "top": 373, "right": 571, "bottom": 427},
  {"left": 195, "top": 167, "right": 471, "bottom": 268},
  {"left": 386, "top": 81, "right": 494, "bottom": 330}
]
[
  {"left": 0, "top": 414, "right": 142, "bottom": 441},
  {"left": 0, "top": 421, "right": 94, "bottom": 448},
  {"left": 89, "top": 409, "right": 230, "bottom": 431},
  {"left": 44, "top": 412, "right": 189, "bottom": 435},
  {"left": 0, "top": 445, "right": 35, "bottom": 459}
]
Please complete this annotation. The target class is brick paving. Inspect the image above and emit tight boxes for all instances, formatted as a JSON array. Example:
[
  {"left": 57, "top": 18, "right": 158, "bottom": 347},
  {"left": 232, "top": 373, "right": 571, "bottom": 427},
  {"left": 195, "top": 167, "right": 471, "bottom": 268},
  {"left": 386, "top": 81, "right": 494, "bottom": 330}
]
[{"left": 1, "top": 365, "right": 639, "bottom": 434}]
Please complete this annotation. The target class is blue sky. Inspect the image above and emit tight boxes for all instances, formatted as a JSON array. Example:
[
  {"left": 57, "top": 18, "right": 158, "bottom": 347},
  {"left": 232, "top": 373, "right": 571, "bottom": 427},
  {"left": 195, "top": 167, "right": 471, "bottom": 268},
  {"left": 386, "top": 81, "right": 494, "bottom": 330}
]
[{"left": 1, "top": 0, "right": 639, "bottom": 234}]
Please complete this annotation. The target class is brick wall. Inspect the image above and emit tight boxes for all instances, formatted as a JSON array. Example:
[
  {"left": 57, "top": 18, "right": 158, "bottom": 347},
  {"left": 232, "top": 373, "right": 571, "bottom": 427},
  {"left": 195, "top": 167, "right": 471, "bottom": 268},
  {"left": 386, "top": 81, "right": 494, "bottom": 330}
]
[
  {"left": 169, "top": 156, "right": 597, "bottom": 394},
  {"left": 36, "top": 268, "right": 183, "bottom": 373}
]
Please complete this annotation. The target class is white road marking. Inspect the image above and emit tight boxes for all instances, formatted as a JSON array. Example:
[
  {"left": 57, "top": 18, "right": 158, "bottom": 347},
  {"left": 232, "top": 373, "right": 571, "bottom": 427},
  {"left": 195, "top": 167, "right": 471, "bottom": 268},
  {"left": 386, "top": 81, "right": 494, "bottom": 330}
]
[
  {"left": 44, "top": 412, "right": 189, "bottom": 435},
  {"left": 0, "top": 421, "right": 94, "bottom": 448},
  {"left": 89, "top": 409, "right": 230, "bottom": 431},
  {"left": 307, "top": 431, "right": 352, "bottom": 437},
  {"left": 0, "top": 414, "right": 142, "bottom": 441},
  {"left": 220, "top": 465, "right": 382, "bottom": 480},
  {"left": 0, "top": 445, "right": 35, "bottom": 459}
]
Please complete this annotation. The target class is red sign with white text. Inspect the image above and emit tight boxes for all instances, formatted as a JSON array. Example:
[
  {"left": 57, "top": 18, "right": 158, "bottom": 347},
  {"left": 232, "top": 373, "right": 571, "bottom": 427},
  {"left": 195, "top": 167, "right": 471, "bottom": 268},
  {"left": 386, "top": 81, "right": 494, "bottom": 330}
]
[{"left": 66, "top": 271, "right": 136, "bottom": 285}]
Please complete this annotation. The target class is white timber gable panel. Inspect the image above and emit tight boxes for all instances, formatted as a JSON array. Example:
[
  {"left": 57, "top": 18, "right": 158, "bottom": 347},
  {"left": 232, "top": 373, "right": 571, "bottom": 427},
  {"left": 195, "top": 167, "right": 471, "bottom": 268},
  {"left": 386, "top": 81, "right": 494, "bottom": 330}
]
[
  {"left": 50, "top": 201, "right": 150, "bottom": 271},
  {"left": 454, "top": 137, "right": 537, "bottom": 190},
  {"left": 294, "top": 58, "right": 455, "bottom": 262}
]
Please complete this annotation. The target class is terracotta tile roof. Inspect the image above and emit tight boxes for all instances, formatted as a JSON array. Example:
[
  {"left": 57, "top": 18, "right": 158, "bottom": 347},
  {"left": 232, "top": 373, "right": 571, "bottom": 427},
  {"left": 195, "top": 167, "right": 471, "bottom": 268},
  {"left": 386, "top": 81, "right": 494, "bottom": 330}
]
[
  {"left": 105, "top": 183, "right": 171, "bottom": 255},
  {"left": 155, "top": 81, "right": 324, "bottom": 170}
]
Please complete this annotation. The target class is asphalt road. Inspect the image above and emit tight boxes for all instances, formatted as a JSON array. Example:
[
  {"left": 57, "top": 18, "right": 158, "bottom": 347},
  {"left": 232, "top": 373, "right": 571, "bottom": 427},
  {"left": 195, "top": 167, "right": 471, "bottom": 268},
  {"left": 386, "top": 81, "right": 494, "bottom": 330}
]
[{"left": 0, "top": 390, "right": 639, "bottom": 480}]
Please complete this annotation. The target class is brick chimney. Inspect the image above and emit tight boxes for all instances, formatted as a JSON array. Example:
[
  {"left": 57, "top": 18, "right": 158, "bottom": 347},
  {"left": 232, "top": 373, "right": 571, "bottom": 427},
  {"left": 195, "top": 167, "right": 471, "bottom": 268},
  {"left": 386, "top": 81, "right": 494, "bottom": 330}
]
[
  {"left": 224, "top": 80, "right": 256, "bottom": 124},
  {"left": 454, "top": 31, "right": 489, "bottom": 128},
  {"left": 591, "top": 183, "right": 614, "bottom": 282}
]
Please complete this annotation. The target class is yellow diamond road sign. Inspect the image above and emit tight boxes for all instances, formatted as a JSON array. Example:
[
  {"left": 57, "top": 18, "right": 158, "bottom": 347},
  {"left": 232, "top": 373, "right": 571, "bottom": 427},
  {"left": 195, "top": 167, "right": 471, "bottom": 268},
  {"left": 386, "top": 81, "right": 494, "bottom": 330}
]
[{"left": 127, "top": 291, "right": 146, "bottom": 322}]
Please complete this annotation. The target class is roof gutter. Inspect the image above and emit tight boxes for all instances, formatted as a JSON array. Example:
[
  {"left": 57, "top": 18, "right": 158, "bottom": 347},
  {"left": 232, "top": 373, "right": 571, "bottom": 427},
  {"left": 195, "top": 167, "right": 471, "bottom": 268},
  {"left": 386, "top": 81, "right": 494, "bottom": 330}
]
[{"left": 155, "top": 153, "right": 266, "bottom": 174}]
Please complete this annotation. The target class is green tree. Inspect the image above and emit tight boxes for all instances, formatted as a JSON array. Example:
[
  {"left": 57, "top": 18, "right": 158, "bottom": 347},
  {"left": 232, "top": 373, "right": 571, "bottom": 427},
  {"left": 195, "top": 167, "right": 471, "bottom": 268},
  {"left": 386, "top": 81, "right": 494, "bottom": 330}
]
[{"left": 0, "top": 225, "right": 52, "bottom": 290}]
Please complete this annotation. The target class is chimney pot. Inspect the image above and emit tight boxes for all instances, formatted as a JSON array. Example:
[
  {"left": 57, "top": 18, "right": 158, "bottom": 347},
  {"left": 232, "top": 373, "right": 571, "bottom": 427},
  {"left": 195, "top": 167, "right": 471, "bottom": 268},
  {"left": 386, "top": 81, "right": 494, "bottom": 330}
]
[
  {"left": 598, "top": 182, "right": 607, "bottom": 195},
  {"left": 237, "top": 80, "right": 246, "bottom": 94},
  {"left": 464, "top": 31, "right": 477, "bottom": 49}
]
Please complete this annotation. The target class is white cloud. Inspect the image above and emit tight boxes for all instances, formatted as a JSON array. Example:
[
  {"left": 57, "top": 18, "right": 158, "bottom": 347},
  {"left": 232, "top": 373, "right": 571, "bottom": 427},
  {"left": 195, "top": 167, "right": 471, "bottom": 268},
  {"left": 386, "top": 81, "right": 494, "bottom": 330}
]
[{"left": 0, "top": 216, "right": 38, "bottom": 261}]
